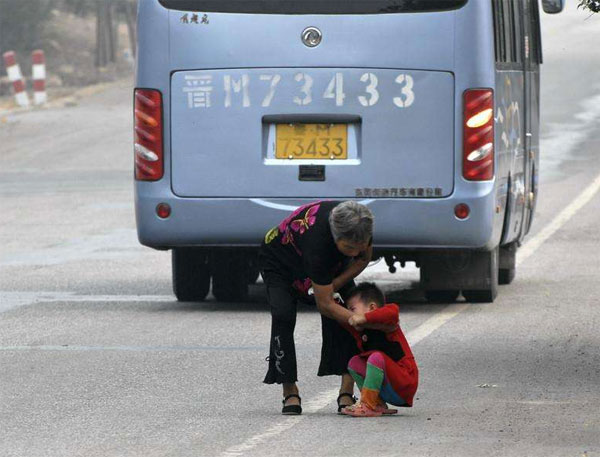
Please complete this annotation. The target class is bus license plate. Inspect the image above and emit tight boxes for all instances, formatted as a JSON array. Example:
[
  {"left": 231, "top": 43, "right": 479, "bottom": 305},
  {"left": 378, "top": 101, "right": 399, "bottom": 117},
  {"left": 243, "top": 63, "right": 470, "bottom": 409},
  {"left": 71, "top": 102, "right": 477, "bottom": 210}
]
[{"left": 275, "top": 124, "right": 347, "bottom": 160}]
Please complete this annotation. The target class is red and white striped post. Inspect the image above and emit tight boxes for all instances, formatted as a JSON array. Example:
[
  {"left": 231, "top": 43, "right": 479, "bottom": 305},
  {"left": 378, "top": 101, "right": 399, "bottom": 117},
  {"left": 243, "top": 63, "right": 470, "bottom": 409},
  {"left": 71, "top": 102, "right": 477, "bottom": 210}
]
[
  {"left": 31, "top": 50, "right": 47, "bottom": 105},
  {"left": 2, "top": 51, "right": 30, "bottom": 108}
]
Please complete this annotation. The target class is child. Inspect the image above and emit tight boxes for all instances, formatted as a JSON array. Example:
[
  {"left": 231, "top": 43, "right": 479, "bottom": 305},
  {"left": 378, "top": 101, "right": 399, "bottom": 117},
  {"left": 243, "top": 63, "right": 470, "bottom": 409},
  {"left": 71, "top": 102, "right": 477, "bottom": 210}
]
[{"left": 340, "top": 282, "right": 418, "bottom": 417}]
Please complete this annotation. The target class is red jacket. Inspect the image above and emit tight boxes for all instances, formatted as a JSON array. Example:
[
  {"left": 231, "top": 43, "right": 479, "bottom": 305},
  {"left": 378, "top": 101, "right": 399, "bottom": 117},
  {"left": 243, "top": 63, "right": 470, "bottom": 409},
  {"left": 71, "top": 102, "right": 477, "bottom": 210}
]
[
  {"left": 345, "top": 304, "right": 419, "bottom": 406},
  {"left": 347, "top": 304, "right": 416, "bottom": 369}
]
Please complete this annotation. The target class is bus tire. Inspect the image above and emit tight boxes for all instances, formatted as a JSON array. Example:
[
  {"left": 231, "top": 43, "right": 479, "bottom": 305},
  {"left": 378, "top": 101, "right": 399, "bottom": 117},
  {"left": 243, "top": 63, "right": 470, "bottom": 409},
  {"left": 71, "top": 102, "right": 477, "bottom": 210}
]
[
  {"left": 499, "top": 242, "right": 517, "bottom": 285},
  {"left": 462, "top": 247, "right": 499, "bottom": 303},
  {"left": 247, "top": 254, "right": 260, "bottom": 284},
  {"left": 172, "top": 248, "right": 211, "bottom": 302},
  {"left": 211, "top": 250, "right": 249, "bottom": 302},
  {"left": 248, "top": 268, "right": 260, "bottom": 285},
  {"left": 499, "top": 268, "right": 516, "bottom": 285},
  {"left": 424, "top": 290, "right": 460, "bottom": 303}
]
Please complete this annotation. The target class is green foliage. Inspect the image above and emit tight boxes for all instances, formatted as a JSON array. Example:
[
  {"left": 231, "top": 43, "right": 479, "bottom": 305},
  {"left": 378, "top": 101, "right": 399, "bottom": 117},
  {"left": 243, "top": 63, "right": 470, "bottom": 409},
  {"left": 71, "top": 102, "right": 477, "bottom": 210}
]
[
  {"left": 579, "top": 0, "right": 600, "bottom": 12},
  {"left": 61, "top": 0, "right": 97, "bottom": 17},
  {"left": 0, "top": 0, "right": 137, "bottom": 73},
  {"left": 60, "top": 0, "right": 135, "bottom": 17}
]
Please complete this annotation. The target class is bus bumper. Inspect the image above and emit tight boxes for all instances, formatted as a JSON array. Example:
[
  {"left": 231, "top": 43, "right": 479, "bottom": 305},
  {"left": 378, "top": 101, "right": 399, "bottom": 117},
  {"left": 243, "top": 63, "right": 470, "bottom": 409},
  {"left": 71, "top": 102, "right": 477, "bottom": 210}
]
[{"left": 135, "top": 180, "right": 502, "bottom": 251}]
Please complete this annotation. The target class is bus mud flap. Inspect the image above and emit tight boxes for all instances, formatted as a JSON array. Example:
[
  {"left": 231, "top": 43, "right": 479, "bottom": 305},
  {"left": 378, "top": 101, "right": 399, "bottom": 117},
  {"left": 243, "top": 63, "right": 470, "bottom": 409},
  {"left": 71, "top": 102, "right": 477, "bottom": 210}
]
[{"left": 420, "top": 248, "right": 499, "bottom": 291}]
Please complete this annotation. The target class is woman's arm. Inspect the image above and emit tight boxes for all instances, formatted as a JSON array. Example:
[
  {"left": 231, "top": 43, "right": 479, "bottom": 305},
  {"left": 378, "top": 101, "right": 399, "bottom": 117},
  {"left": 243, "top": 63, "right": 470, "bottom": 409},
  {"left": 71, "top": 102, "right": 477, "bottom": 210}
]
[
  {"left": 348, "top": 305, "right": 399, "bottom": 332},
  {"left": 313, "top": 283, "right": 354, "bottom": 325}
]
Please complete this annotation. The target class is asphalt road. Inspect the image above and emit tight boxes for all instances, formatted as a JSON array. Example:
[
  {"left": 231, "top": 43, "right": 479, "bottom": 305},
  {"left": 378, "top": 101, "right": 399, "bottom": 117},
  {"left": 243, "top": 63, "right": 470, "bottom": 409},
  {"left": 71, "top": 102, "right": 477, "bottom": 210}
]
[{"left": 1, "top": 4, "right": 600, "bottom": 457}]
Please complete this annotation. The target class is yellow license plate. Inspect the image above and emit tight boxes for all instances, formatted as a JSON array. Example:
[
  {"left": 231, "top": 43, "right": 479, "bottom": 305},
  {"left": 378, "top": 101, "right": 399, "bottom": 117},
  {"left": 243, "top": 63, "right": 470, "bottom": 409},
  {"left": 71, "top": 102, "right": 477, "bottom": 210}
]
[{"left": 275, "top": 124, "right": 348, "bottom": 160}]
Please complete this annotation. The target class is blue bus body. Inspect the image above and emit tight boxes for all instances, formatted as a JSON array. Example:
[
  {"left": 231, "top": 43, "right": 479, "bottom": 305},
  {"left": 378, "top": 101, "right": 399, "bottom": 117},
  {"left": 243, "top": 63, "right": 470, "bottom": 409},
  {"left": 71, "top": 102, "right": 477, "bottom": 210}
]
[{"left": 133, "top": 0, "right": 557, "bottom": 302}]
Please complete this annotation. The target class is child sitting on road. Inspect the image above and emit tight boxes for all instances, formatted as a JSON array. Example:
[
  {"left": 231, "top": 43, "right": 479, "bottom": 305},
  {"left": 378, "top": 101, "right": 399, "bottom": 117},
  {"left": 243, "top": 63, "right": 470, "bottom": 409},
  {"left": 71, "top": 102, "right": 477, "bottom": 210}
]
[{"left": 340, "top": 282, "right": 419, "bottom": 417}]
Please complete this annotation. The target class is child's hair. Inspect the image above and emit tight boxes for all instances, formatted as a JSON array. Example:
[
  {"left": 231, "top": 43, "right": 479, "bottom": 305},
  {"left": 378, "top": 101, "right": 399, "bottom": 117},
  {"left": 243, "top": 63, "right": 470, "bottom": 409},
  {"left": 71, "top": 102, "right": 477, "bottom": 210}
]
[{"left": 347, "top": 282, "right": 385, "bottom": 307}]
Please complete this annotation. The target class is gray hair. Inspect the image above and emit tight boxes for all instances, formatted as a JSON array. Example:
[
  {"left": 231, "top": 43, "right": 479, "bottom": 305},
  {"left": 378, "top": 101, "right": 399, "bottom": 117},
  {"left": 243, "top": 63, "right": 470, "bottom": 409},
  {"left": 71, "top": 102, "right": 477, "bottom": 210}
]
[{"left": 329, "top": 201, "right": 374, "bottom": 244}]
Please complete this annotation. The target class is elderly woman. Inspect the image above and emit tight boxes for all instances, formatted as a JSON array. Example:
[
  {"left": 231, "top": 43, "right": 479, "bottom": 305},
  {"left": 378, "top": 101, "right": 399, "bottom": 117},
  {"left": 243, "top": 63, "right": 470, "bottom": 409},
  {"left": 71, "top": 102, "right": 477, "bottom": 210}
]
[{"left": 259, "top": 200, "right": 374, "bottom": 415}]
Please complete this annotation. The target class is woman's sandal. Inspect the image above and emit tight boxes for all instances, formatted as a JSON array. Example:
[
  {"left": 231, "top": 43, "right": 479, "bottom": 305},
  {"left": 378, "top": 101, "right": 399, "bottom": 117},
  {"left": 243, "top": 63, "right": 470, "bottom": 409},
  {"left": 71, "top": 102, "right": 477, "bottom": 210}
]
[
  {"left": 337, "top": 392, "right": 357, "bottom": 414},
  {"left": 282, "top": 394, "right": 302, "bottom": 415}
]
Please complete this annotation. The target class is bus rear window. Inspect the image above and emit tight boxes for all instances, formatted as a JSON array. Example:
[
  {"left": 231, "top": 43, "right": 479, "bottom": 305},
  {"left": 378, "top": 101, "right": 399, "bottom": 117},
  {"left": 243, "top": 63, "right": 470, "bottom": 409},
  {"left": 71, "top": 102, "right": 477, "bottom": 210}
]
[{"left": 158, "top": 0, "right": 468, "bottom": 15}]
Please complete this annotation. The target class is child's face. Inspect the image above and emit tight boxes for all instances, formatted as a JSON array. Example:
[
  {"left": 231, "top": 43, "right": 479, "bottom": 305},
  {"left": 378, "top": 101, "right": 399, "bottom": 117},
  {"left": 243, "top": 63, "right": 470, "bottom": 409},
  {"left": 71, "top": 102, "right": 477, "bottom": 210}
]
[{"left": 347, "top": 296, "right": 375, "bottom": 314}]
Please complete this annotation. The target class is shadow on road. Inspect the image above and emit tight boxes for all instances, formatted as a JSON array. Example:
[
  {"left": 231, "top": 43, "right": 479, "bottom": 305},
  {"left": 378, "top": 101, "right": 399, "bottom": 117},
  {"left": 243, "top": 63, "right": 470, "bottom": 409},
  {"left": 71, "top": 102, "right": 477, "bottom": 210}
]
[{"left": 150, "top": 281, "right": 465, "bottom": 315}]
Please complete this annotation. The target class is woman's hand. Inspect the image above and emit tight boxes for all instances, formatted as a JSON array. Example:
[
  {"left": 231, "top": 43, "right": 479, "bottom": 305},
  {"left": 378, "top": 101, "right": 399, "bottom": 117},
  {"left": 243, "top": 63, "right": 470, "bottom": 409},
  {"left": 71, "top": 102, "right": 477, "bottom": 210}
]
[
  {"left": 348, "top": 313, "right": 367, "bottom": 330},
  {"left": 313, "top": 283, "right": 353, "bottom": 324}
]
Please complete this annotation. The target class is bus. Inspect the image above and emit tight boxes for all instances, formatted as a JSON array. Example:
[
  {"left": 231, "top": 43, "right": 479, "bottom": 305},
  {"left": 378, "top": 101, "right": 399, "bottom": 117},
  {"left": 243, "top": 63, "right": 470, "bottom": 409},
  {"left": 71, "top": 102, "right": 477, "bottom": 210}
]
[{"left": 133, "top": 0, "right": 565, "bottom": 304}]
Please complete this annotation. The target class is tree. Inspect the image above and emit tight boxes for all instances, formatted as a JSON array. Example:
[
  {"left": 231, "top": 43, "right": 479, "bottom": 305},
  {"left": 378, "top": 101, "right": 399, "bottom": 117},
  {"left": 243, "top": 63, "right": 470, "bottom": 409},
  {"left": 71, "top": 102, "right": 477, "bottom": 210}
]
[
  {"left": 95, "top": 0, "right": 137, "bottom": 67},
  {"left": 118, "top": 0, "right": 137, "bottom": 57},
  {"left": 579, "top": 0, "right": 600, "bottom": 12},
  {"left": 0, "top": 0, "right": 54, "bottom": 73},
  {"left": 95, "top": 1, "right": 118, "bottom": 67},
  {"left": 59, "top": 0, "right": 137, "bottom": 68}
]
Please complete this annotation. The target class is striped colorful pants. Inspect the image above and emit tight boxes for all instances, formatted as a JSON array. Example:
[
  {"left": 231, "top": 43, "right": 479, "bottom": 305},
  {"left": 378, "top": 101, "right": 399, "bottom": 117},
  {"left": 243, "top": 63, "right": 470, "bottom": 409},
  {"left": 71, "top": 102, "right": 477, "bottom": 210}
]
[{"left": 347, "top": 351, "right": 417, "bottom": 409}]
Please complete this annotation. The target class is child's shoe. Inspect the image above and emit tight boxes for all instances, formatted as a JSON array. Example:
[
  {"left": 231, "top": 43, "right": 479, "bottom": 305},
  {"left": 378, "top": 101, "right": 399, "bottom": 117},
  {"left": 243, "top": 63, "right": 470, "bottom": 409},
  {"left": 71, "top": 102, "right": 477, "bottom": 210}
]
[
  {"left": 373, "top": 401, "right": 398, "bottom": 415},
  {"left": 341, "top": 402, "right": 382, "bottom": 417}
]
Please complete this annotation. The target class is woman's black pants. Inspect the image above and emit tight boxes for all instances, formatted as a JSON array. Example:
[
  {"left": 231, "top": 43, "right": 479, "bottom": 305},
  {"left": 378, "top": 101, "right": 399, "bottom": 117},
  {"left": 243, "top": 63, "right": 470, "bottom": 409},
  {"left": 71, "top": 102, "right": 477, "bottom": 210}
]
[{"left": 262, "top": 272, "right": 358, "bottom": 385}]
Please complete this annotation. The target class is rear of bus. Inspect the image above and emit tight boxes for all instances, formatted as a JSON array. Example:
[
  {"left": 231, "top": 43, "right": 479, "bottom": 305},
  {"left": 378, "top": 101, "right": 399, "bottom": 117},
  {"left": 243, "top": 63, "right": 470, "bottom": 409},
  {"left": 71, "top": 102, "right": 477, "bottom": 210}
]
[{"left": 134, "top": 0, "right": 503, "bottom": 302}]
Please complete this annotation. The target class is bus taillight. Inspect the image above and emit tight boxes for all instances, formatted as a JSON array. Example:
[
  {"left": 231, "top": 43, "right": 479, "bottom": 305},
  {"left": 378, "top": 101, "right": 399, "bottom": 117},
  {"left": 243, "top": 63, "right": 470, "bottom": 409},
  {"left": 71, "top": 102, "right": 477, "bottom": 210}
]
[
  {"left": 134, "top": 89, "right": 163, "bottom": 181},
  {"left": 463, "top": 89, "right": 494, "bottom": 181}
]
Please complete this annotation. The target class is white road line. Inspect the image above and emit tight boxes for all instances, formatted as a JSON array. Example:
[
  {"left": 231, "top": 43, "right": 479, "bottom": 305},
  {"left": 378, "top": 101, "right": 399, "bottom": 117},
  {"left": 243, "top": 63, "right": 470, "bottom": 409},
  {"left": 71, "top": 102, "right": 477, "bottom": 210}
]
[
  {"left": 0, "top": 292, "right": 175, "bottom": 314},
  {"left": 221, "top": 170, "right": 600, "bottom": 457},
  {"left": 221, "top": 386, "right": 350, "bottom": 457},
  {"left": 221, "top": 302, "right": 469, "bottom": 457},
  {"left": 33, "top": 294, "right": 174, "bottom": 303},
  {"left": 517, "top": 171, "right": 600, "bottom": 266},
  {"left": 0, "top": 228, "right": 143, "bottom": 267},
  {"left": 0, "top": 344, "right": 265, "bottom": 352},
  {"left": 1, "top": 169, "right": 599, "bottom": 456},
  {"left": 403, "top": 303, "right": 471, "bottom": 346},
  {"left": 221, "top": 416, "right": 303, "bottom": 457}
]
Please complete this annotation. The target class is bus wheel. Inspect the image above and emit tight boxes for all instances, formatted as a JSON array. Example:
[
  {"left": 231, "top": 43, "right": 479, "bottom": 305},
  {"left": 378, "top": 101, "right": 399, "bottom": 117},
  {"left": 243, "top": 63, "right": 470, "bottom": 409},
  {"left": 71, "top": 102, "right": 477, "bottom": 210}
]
[
  {"left": 499, "top": 242, "right": 517, "bottom": 285},
  {"left": 499, "top": 268, "right": 516, "bottom": 285},
  {"left": 211, "top": 250, "right": 249, "bottom": 302},
  {"left": 247, "top": 255, "right": 260, "bottom": 284},
  {"left": 462, "top": 247, "right": 499, "bottom": 303},
  {"left": 424, "top": 290, "right": 459, "bottom": 303},
  {"left": 248, "top": 268, "right": 260, "bottom": 285},
  {"left": 172, "top": 248, "right": 211, "bottom": 302}
]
